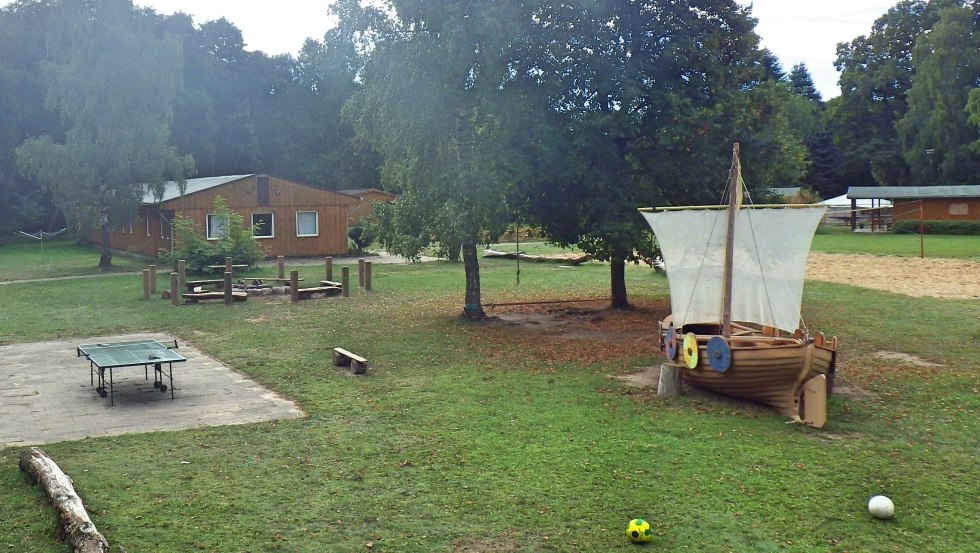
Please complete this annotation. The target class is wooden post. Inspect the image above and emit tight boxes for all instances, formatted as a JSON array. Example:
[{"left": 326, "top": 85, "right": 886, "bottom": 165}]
[
  {"left": 358, "top": 258, "right": 365, "bottom": 287},
  {"left": 149, "top": 264, "right": 157, "bottom": 293},
  {"left": 341, "top": 266, "right": 350, "bottom": 297},
  {"left": 365, "top": 261, "right": 373, "bottom": 291},
  {"left": 658, "top": 363, "right": 682, "bottom": 397},
  {"left": 142, "top": 269, "right": 151, "bottom": 300},
  {"left": 289, "top": 270, "right": 299, "bottom": 303},
  {"left": 277, "top": 255, "right": 285, "bottom": 279},
  {"left": 19, "top": 447, "right": 110, "bottom": 553},
  {"left": 177, "top": 259, "right": 186, "bottom": 290},
  {"left": 225, "top": 256, "right": 233, "bottom": 276},
  {"left": 919, "top": 199, "right": 925, "bottom": 259},
  {"left": 324, "top": 256, "right": 333, "bottom": 281},
  {"left": 224, "top": 271, "right": 233, "bottom": 305},
  {"left": 170, "top": 272, "right": 180, "bottom": 306}
]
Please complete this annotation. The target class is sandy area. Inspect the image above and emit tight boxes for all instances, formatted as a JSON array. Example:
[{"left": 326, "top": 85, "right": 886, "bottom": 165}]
[{"left": 806, "top": 252, "right": 980, "bottom": 300}]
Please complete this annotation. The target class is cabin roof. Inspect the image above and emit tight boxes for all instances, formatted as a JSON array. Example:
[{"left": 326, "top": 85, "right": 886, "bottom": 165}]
[
  {"left": 847, "top": 185, "right": 980, "bottom": 200},
  {"left": 141, "top": 175, "right": 254, "bottom": 204}
]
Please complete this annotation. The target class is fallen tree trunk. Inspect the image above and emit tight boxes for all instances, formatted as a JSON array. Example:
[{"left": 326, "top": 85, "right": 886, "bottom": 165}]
[{"left": 19, "top": 447, "right": 109, "bottom": 553}]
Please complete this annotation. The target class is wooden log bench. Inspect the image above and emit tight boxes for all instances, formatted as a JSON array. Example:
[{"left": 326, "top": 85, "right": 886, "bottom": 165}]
[
  {"left": 206, "top": 264, "right": 249, "bottom": 274},
  {"left": 185, "top": 279, "right": 225, "bottom": 292},
  {"left": 297, "top": 286, "right": 342, "bottom": 299},
  {"left": 183, "top": 291, "right": 248, "bottom": 303},
  {"left": 320, "top": 280, "right": 343, "bottom": 287},
  {"left": 333, "top": 347, "right": 367, "bottom": 374}
]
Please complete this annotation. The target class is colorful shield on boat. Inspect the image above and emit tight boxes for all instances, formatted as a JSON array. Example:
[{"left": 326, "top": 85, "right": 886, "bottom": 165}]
[
  {"left": 682, "top": 333, "right": 699, "bottom": 369},
  {"left": 664, "top": 325, "right": 678, "bottom": 360},
  {"left": 706, "top": 336, "right": 731, "bottom": 373}
]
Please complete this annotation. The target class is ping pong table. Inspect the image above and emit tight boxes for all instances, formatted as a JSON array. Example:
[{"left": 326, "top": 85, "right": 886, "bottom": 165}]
[{"left": 76, "top": 339, "right": 187, "bottom": 406}]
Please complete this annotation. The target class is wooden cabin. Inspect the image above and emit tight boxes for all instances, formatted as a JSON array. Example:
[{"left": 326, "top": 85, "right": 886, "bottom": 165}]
[
  {"left": 99, "top": 174, "right": 358, "bottom": 258},
  {"left": 339, "top": 188, "right": 395, "bottom": 225},
  {"left": 847, "top": 185, "right": 980, "bottom": 231}
]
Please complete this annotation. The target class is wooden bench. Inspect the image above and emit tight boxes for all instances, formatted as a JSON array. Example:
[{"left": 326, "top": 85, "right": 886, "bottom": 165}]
[
  {"left": 333, "top": 347, "right": 367, "bottom": 374},
  {"left": 297, "top": 286, "right": 342, "bottom": 299},
  {"left": 185, "top": 279, "right": 225, "bottom": 292},
  {"left": 239, "top": 277, "right": 303, "bottom": 287},
  {"left": 207, "top": 264, "right": 249, "bottom": 274},
  {"left": 183, "top": 291, "right": 248, "bottom": 303},
  {"left": 320, "top": 280, "right": 343, "bottom": 287}
]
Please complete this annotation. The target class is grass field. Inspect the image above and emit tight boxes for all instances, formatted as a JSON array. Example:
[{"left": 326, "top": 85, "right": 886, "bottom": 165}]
[
  {"left": 0, "top": 240, "right": 978, "bottom": 552},
  {"left": 0, "top": 240, "right": 147, "bottom": 281}
]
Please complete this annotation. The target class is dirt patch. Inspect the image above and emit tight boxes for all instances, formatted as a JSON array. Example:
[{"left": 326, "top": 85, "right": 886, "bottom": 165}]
[
  {"left": 873, "top": 350, "right": 942, "bottom": 368},
  {"left": 615, "top": 365, "right": 662, "bottom": 389},
  {"left": 806, "top": 252, "right": 980, "bottom": 299}
]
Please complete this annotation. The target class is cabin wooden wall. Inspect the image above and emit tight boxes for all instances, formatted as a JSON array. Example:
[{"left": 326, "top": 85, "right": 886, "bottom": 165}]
[
  {"left": 161, "top": 175, "right": 355, "bottom": 258},
  {"left": 93, "top": 175, "right": 356, "bottom": 258},
  {"left": 87, "top": 207, "right": 173, "bottom": 257},
  {"left": 348, "top": 189, "right": 395, "bottom": 225},
  {"left": 892, "top": 199, "right": 980, "bottom": 221}
]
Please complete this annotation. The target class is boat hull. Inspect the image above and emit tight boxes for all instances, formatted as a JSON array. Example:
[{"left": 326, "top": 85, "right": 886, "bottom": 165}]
[{"left": 662, "top": 321, "right": 837, "bottom": 426}]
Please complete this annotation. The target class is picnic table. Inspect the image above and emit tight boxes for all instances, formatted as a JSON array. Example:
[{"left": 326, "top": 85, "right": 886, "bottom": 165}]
[{"left": 76, "top": 339, "right": 186, "bottom": 406}]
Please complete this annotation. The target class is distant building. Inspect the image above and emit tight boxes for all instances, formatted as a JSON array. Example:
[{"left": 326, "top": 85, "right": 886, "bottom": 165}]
[
  {"left": 92, "top": 174, "right": 357, "bottom": 258},
  {"left": 338, "top": 188, "right": 396, "bottom": 225},
  {"left": 846, "top": 185, "right": 980, "bottom": 231}
]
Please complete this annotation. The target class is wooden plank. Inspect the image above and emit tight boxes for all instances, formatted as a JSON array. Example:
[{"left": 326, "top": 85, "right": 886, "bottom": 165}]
[{"left": 333, "top": 347, "right": 367, "bottom": 374}]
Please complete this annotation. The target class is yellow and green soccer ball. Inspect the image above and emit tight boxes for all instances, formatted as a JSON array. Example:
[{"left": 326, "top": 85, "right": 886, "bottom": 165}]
[{"left": 626, "top": 518, "right": 652, "bottom": 543}]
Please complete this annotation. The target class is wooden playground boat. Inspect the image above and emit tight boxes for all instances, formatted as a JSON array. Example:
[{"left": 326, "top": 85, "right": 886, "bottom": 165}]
[{"left": 639, "top": 144, "right": 838, "bottom": 427}]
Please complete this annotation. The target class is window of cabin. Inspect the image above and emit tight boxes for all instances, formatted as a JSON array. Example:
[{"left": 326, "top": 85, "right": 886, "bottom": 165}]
[
  {"left": 206, "top": 213, "right": 228, "bottom": 240},
  {"left": 296, "top": 211, "right": 318, "bottom": 237},
  {"left": 252, "top": 212, "right": 274, "bottom": 238}
]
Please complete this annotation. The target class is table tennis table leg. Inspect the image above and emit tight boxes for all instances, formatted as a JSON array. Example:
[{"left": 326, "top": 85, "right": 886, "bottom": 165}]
[{"left": 108, "top": 367, "right": 114, "bottom": 407}]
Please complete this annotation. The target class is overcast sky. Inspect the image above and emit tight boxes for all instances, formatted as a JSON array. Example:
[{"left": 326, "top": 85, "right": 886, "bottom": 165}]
[{"left": 6, "top": 0, "right": 902, "bottom": 100}]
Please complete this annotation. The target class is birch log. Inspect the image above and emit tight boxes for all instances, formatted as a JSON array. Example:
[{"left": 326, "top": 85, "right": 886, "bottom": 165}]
[{"left": 18, "top": 447, "right": 109, "bottom": 553}]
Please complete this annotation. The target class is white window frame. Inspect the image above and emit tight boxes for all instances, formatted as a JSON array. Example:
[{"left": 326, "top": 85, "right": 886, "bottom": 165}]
[
  {"left": 252, "top": 212, "right": 275, "bottom": 239},
  {"left": 206, "top": 213, "right": 228, "bottom": 240},
  {"left": 161, "top": 219, "right": 171, "bottom": 240},
  {"left": 296, "top": 211, "right": 319, "bottom": 237}
]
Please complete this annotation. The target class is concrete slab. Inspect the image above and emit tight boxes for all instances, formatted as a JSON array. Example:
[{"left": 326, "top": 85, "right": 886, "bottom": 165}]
[{"left": 0, "top": 333, "right": 305, "bottom": 450}]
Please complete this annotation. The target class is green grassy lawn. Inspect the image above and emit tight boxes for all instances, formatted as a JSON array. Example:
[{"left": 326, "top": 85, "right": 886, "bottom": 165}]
[
  {"left": 0, "top": 240, "right": 148, "bottom": 281},
  {"left": 493, "top": 228, "right": 980, "bottom": 261},
  {"left": 1, "top": 251, "right": 977, "bottom": 553},
  {"left": 812, "top": 225, "right": 980, "bottom": 259}
]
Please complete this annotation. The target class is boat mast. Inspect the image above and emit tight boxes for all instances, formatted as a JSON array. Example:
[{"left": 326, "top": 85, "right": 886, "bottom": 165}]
[{"left": 721, "top": 143, "right": 743, "bottom": 338}]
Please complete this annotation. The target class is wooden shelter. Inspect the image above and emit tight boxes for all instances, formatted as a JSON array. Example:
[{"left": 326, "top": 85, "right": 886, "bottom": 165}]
[
  {"left": 847, "top": 185, "right": 980, "bottom": 231},
  {"left": 339, "top": 188, "right": 395, "bottom": 225},
  {"left": 98, "top": 174, "right": 357, "bottom": 258}
]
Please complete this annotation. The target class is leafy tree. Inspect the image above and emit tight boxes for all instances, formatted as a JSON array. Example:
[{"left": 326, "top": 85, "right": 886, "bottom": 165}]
[
  {"left": 513, "top": 0, "right": 806, "bottom": 307},
  {"left": 897, "top": 3, "right": 980, "bottom": 184},
  {"left": 969, "top": 87, "right": 980, "bottom": 154},
  {"left": 341, "top": 0, "right": 530, "bottom": 318},
  {"left": 15, "top": 0, "right": 194, "bottom": 267},
  {"left": 830, "top": 0, "right": 959, "bottom": 186},
  {"left": 160, "top": 196, "right": 265, "bottom": 273},
  {"left": 0, "top": 0, "right": 63, "bottom": 241},
  {"left": 789, "top": 63, "right": 822, "bottom": 103}
]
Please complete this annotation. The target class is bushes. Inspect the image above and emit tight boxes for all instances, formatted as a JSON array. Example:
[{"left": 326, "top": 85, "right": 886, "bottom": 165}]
[
  {"left": 892, "top": 220, "right": 980, "bottom": 235},
  {"left": 348, "top": 223, "right": 378, "bottom": 254},
  {"left": 159, "top": 197, "right": 265, "bottom": 273}
]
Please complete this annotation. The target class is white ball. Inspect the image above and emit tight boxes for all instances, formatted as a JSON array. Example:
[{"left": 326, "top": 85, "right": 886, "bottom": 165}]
[{"left": 868, "top": 495, "right": 895, "bottom": 519}]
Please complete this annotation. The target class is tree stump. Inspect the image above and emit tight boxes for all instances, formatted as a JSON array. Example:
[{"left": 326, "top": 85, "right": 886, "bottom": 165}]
[
  {"left": 18, "top": 447, "right": 109, "bottom": 553},
  {"left": 657, "top": 363, "right": 682, "bottom": 397}
]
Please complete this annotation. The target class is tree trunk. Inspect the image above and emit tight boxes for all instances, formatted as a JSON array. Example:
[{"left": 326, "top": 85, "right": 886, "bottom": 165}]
[
  {"left": 98, "top": 206, "right": 112, "bottom": 268},
  {"left": 19, "top": 447, "right": 110, "bottom": 553},
  {"left": 610, "top": 256, "right": 629, "bottom": 309},
  {"left": 461, "top": 234, "right": 485, "bottom": 319}
]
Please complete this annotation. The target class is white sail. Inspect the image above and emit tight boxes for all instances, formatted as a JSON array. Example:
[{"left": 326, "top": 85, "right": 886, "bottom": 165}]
[{"left": 641, "top": 205, "right": 826, "bottom": 333}]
